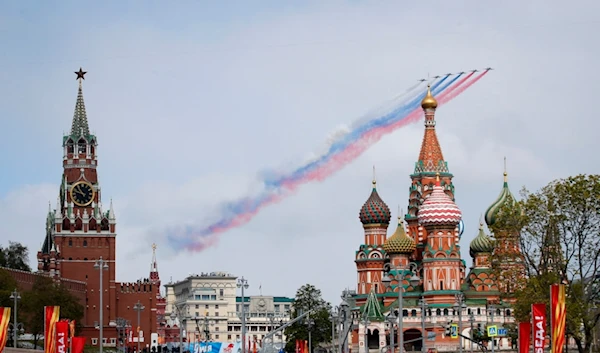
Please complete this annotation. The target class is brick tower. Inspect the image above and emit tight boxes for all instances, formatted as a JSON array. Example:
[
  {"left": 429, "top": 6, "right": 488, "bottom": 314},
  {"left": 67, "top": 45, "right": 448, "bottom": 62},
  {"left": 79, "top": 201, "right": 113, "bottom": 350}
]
[
  {"left": 37, "top": 68, "right": 117, "bottom": 331},
  {"left": 355, "top": 175, "right": 391, "bottom": 295}
]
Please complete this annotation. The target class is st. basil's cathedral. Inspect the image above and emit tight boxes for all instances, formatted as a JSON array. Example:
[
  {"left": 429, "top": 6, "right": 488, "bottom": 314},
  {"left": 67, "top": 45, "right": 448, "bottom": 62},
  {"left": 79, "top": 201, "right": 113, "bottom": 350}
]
[{"left": 350, "top": 87, "right": 525, "bottom": 352}]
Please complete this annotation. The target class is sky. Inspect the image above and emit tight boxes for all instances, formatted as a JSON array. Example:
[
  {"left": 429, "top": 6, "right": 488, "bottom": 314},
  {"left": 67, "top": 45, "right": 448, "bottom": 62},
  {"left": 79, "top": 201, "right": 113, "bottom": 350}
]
[{"left": 0, "top": 1, "right": 599, "bottom": 306}]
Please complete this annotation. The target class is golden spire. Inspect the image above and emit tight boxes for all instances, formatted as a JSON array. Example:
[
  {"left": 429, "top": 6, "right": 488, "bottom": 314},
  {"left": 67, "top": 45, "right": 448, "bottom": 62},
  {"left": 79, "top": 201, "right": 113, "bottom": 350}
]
[{"left": 421, "top": 84, "right": 438, "bottom": 110}]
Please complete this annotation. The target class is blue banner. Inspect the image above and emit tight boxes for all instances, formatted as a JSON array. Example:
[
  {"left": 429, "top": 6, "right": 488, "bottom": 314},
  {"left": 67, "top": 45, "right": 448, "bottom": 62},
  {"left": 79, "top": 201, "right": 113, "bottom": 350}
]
[{"left": 188, "top": 342, "right": 241, "bottom": 353}]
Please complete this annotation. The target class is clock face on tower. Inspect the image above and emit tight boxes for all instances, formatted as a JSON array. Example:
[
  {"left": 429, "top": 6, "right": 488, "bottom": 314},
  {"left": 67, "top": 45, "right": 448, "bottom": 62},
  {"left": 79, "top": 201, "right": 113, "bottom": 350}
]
[{"left": 70, "top": 181, "right": 95, "bottom": 206}]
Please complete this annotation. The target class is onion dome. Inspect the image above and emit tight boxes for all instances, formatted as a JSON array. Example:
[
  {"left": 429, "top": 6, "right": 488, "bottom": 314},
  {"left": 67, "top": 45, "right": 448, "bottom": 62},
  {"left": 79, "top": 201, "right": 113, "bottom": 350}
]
[
  {"left": 470, "top": 222, "right": 494, "bottom": 257},
  {"left": 484, "top": 171, "right": 517, "bottom": 226},
  {"left": 421, "top": 85, "right": 438, "bottom": 110},
  {"left": 418, "top": 174, "right": 462, "bottom": 226},
  {"left": 359, "top": 180, "right": 391, "bottom": 225},
  {"left": 384, "top": 216, "right": 416, "bottom": 254}
]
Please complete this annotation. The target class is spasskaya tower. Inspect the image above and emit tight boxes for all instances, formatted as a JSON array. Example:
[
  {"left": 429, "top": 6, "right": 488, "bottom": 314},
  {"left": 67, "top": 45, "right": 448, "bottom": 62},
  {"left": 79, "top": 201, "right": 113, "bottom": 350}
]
[{"left": 37, "top": 68, "right": 117, "bottom": 328}]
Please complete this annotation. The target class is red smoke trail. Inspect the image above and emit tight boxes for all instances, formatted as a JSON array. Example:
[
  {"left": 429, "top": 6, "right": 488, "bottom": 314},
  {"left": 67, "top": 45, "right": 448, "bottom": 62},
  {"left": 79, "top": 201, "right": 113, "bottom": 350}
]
[
  {"left": 184, "top": 71, "right": 489, "bottom": 250},
  {"left": 295, "top": 72, "right": 485, "bottom": 183}
]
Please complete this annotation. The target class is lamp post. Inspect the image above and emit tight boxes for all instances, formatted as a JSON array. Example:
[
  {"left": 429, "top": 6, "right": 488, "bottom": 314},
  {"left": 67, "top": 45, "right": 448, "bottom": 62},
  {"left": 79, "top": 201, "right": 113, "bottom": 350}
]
[
  {"left": 363, "top": 314, "right": 371, "bottom": 353},
  {"left": 134, "top": 300, "right": 145, "bottom": 353},
  {"left": 201, "top": 314, "right": 215, "bottom": 341},
  {"left": 116, "top": 317, "right": 127, "bottom": 353},
  {"left": 382, "top": 265, "right": 421, "bottom": 353},
  {"left": 306, "top": 314, "right": 315, "bottom": 353},
  {"left": 419, "top": 297, "right": 428, "bottom": 353},
  {"left": 330, "top": 308, "right": 338, "bottom": 353},
  {"left": 9, "top": 289, "right": 22, "bottom": 348},
  {"left": 172, "top": 304, "right": 188, "bottom": 353},
  {"left": 237, "top": 277, "right": 249, "bottom": 353},
  {"left": 338, "top": 297, "right": 351, "bottom": 353},
  {"left": 386, "top": 311, "right": 396, "bottom": 353},
  {"left": 468, "top": 312, "right": 475, "bottom": 353},
  {"left": 488, "top": 305, "right": 495, "bottom": 353},
  {"left": 453, "top": 293, "right": 466, "bottom": 353},
  {"left": 94, "top": 257, "right": 109, "bottom": 353}
]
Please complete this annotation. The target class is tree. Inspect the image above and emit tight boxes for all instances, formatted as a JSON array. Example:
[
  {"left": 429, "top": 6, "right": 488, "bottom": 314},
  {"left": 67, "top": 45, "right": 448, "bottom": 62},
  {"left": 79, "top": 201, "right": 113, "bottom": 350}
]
[
  {"left": 284, "top": 284, "right": 332, "bottom": 353},
  {"left": 21, "top": 276, "right": 84, "bottom": 348},
  {"left": 0, "top": 242, "right": 31, "bottom": 272},
  {"left": 0, "top": 269, "right": 18, "bottom": 307},
  {"left": 498, "top": 175, "right": 600, "bottom": 353}
]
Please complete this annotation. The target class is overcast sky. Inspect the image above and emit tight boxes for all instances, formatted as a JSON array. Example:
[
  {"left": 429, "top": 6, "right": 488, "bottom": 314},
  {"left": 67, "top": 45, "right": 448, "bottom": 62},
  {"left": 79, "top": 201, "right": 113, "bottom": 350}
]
[{"left": 1, "top": 1, "right": 599, "bottom": 305}]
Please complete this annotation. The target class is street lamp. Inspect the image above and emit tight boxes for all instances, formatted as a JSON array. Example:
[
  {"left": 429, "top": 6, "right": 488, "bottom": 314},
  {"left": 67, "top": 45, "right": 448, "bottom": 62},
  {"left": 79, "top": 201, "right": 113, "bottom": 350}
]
[
  {"left": 94, "top": 257, "right": 109, "bottom": 353},
  {"left": 419, "top": 297, "right": 428, "bottom": 353},
  {"left": 453, "top": 293, "right": 466, "bottom": 353},
  {"left": 468, "top": 312, "right": 475, "bottom": 353},
  {"left": 488, "top": 304, "right": 496, "bottom": 353},
  {"left": 382, "top": 265, "right": 421, "bottom": 353},
  {"left": 171, "top": 304, "right": 188, "bottom": 353},
  {"left": 330, "top": 308, "right": 339, "bottom": 353},
  {"left": 199, "top": 314, "right": 215, "bottom": 341},
  {"left": 386, "top": 311, "right": 396, "bottom": 353},
  {"left": 305, "top": 314, "right": 315, "bottom": 353},
  {"left": 338, "top": 297, "right": 351, "bottom": 353},
  {"left": 116, "top": 318, "right": 128, "bottom": 353},
  {"left": 237, "top": 277, "right": 249, "bottom": 353},
  {"left": 133, "top": 301, "right": 145, "bottom": 353},
  {"left": 9, "top": 289, "right": 23, "bottom": 348}
]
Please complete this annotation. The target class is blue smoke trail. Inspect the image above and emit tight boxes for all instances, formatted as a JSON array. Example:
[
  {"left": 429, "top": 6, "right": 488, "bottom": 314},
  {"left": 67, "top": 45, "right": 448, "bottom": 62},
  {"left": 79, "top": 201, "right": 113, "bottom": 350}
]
[{"left": 274, "top": 74, "right": 454, "bottom": 185}]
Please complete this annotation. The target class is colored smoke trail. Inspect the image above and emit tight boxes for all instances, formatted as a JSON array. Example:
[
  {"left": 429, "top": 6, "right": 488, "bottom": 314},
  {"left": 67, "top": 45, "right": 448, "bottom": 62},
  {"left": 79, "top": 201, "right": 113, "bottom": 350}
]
[{"left": 169, "top": 70, "right": 491, "bottom": 251}]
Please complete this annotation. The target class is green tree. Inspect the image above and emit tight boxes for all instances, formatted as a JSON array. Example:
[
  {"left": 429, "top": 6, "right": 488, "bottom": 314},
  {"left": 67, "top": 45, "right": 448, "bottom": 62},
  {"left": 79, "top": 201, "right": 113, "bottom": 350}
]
[
  {"left": 499, "top": 175, "right": 600, "bottom": 353},
  {"left": 0, "top": 242, "right": 31, "bottom": 271},
  {"left": 21, "top": 276, "right": 84, "bottom": 348},
  {"left": 284, "top": 284, "right": 332, "bottom": 353},
  {"left": 0, "top": 269, "right": 19, "bottom": 307}
]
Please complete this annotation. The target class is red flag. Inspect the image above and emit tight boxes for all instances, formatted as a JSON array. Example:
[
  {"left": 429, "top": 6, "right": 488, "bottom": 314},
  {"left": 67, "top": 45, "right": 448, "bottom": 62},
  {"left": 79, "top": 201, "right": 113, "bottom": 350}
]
[
  {"left": 532, "top": 303, "right": 547, "bottom": 353},
  {"left": 551, "top": 284, "right": 566, "bottom": 353},
  {"left": 71, "top": 337, "right": 86, "bottom": 353},
  {"left": 55, "top": 321, "right": 69, "bottom": 353},
  {"left": 0, "top": 307, "right": 11, "bottom": 353},
  {"left": 44, "top": 306, "right": 60, "bottom": 353},
  {"left": 518, "top": 322, "right": 531, "bottom": 353}
]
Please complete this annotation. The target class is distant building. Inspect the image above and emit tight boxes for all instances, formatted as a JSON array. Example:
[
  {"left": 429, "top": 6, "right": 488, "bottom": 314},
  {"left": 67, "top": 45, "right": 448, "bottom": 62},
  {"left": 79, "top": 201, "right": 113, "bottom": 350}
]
[{"left": 164, "top": 273, "right": 293, "bottom": 347}]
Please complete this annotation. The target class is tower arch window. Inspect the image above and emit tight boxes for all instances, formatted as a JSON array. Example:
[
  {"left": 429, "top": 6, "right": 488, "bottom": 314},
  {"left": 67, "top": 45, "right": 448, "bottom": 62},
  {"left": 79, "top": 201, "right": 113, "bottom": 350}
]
[
  {"left": 83, "top": 240, "right": 88, "bottom": 247},
  {"left": 78, "top": 138, "right": 86, "bottom": 154},
  {"left": 66, "top": 139, "right": 74, "bottom": 154}
]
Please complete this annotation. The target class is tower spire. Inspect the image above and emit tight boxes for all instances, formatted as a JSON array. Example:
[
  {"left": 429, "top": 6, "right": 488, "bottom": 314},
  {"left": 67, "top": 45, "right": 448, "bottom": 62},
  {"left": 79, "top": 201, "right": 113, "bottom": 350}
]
[
  {"left": 71, "top": 68, "right": 90, "bottom": 137},
  {"left": 372, "top": 165, "right": 377, "bottom": 188},
  {"left": 503, "top": 156, "right": 508, "bottom": 183},
  {"left": 151, "top": 243, "right": 158, "bottom": 272},
  {"left": 414, "top": 85, "right": 447, "bottom": 175}
]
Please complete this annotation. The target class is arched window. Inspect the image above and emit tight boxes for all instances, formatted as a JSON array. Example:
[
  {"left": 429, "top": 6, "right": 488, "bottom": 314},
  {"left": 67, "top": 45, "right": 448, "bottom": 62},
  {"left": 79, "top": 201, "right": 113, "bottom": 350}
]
[
  {"left": 402, "top": 309, "right": 408, "bottom": 317},
  {"left": 443, "top": 308, "right": 449, "bottom": 316},
  {"left": 68, "top": 239, "right": 73, "bottom": 246},
  {"left": 436, "top": 309, "right": 441, "bottom": 316},
  {"left": 83, "top": 240, "right": 88, "bottom": 247},
  {"left": 411, "top": 309, "right": 417, "bottom": 317},
  {"left": 78, "top": 138, "right": 86, "bottom": 154},
  {"left": 66, "top": 139, "right": 74, "bottom": 154},
  {"left": 506, "top": 309, "right": 511, "bottom": 317}
]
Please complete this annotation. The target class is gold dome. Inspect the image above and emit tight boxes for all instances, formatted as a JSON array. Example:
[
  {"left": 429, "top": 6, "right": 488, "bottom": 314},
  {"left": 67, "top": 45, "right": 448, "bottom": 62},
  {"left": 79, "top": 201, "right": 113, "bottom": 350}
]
[
  {"left": 421, "top": 85, "right": 438, "bottom": 110},
  {"left": 383, "top": 217, "right": 416, "bottom": 254}
]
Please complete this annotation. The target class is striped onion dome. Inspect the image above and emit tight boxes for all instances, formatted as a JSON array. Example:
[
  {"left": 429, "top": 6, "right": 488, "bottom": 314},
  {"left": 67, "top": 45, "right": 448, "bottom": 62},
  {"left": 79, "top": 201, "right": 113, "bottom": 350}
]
[
  {"left": 418, "top": 176, "right": 462, "bottom": 226},
  {"left": 383, "top": 216, "right": 416, "bottom": 254},
  {"left": 484, "top": 172, "right": 517, "bottom": 226},
  {"left": 359, "top": 180, "right": 391, "bottom": 225},
  {"left": 470, "top": 222, "right": 494, "bottom": 257}
]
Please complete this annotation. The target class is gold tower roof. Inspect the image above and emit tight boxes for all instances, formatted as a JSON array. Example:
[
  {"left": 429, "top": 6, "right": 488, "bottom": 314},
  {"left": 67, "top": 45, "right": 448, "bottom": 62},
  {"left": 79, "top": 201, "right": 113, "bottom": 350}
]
[{"left": 421, "top": 85, "right": 438, "bottom": 110}]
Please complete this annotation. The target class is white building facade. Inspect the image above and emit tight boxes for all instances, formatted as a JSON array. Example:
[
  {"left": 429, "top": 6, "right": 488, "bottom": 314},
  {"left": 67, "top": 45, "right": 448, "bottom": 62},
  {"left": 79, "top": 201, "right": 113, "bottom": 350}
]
[{"left": 164, "top": 272, "right": 293, "bottom": 345}]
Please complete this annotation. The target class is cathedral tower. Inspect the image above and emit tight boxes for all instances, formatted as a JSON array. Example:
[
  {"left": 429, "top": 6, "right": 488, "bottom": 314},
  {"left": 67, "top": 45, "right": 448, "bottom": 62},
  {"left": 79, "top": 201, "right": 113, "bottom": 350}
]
[
  {"left": 405, "top": 86, "right": 458, "bottom": 260},
  {"left": 417, "top": 174, "right": 464, "bottom": 300},
  {"left": 355, "top": 176, "right": 390, "bottom": 295},
  {"left": 37, "top": 68, "right": 118, "bottom": 328},
  {"left": 382, "top": 213, "right": 416, "bottom": 293},
  {"left": 484, "top": 163, "right": 526, "bottom": 294}
]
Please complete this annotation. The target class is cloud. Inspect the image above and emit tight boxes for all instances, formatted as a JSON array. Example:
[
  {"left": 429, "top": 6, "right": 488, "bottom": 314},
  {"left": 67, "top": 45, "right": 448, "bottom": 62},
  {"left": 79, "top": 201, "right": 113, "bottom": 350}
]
[{"left": 1, "top": 1, "right": 600, "bottom": 304}]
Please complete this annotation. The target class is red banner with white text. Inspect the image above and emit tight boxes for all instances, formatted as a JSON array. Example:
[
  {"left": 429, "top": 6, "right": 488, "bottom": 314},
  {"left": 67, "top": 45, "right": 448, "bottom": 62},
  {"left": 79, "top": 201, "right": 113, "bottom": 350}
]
[
  {"left": 532, "top": 303, "right": 547, "bottom": 353},
  {"left": 44, "top": 306, "right": 60, "bottom": 353},
  {"left": 519, "top": 322, "right": 531, "bottom": 353},
  {"left": 55, "top": 321, "right": 69, "bottom": 353},
  {"left": 0, "top": 307, "right": 11, "bottom": 353},
  {"left": 551, "top": 284, "right": 566, "bottom": 353}
]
